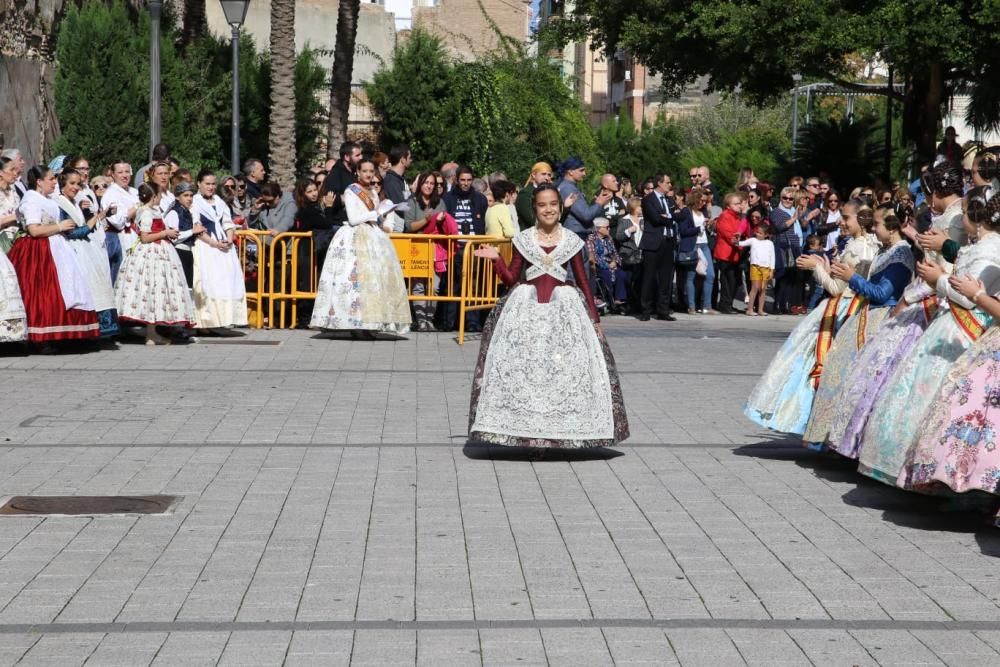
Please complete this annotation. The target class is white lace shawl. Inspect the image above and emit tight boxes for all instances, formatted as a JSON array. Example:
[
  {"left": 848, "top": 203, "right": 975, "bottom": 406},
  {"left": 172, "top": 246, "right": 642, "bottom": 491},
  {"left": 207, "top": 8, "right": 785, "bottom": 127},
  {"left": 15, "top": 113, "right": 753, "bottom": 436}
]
[{"left": 512, "top": 226, "right": 584, "bottom": 282}]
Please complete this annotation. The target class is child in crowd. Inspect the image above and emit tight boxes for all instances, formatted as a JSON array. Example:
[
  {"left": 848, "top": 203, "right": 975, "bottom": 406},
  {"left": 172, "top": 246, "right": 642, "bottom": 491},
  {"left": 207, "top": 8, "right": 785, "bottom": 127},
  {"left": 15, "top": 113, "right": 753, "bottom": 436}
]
[
  {"left": 114, "top": 183, "right": 195, "bottom": 345},
  {"left": 802, "top": 234, "right": 827, "bottom": 310},
  {"left": 738, "top": 222, "right": 775, "bottom": 316}
]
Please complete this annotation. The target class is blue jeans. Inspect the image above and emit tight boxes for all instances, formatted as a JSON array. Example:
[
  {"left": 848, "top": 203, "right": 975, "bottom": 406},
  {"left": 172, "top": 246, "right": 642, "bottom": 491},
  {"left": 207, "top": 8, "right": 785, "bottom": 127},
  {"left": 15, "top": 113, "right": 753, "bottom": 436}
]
[
  {"left": 808, "top": 281, "right": 826, "bottom": 310},
  {"left": 106, "top": 231, "right": 123, "bottom": 285},
  {"left": 685, "top": 244, "right": 715, "bottom": 311}
]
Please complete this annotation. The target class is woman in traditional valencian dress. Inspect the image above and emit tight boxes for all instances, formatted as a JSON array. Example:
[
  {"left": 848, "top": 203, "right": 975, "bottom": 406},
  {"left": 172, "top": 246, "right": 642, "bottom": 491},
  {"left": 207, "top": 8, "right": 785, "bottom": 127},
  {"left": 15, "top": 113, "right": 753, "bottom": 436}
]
[
  {"left": 828, "top": 177, "right": 975, "bottom": 460},
  {"left": 53, "top": 168, "right": 119, "bottom": 339},
  {"left": 744, "top": 200, "right": 879, "bottom": 435},
  {"left": 899, "top": 197, "right": 1000, "bottom": 502},
  {"left": 192, "top": 169, "right": 247, "bottom": 336},
  {"left": 310, "top": 158, "right": 411, "bottom": 338},
  {"left": 468, "top": 184, "right": 629, "bottom": 448},
  {"left": 858, "top": 194, "right": 1000, "bottom": 485},
  {"left": 802, "top": 206, "right": 914, "bottom": 446},
  {"left": 9, "top": 166, "right": 99, "bottom": 343},
  {"left": 114, "top": 184, "right": 195, "bottom": 345},
  {"left": 0, "top": 157, "right": 26, "bottom": 342}
]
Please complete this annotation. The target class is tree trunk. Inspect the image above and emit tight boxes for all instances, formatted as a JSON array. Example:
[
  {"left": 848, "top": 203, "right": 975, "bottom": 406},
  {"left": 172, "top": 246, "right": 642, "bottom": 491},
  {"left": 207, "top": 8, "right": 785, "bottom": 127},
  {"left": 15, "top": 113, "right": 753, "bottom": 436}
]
[
  {"left": 180, "top": 0, "right": 207, "bottom": 50},
  {"left": 326, "top": 0, "right": 361, "bottom": 158},
  {"left": 268, "top": 0, "right": 297, "bottom": 189},
  {"left": 903, "top": 62, "right": 946, "bottom": 165}
]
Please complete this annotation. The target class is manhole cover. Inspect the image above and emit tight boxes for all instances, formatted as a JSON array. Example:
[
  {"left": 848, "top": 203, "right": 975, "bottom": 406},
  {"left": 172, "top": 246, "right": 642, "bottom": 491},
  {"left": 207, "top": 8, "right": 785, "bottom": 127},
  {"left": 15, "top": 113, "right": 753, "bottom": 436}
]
[{"left": 0, "top": 495, "right": 179, "bottom": 516}]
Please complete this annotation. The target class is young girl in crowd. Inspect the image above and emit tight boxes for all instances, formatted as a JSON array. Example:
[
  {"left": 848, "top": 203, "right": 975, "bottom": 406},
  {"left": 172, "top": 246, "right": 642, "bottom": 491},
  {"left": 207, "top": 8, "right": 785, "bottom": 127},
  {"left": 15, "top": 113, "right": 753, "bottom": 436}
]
[
  {"left": 739, "top": 222, "right": 775, "bottom": 316},
  {"left": 802, "top": 234, "right": 827, "bottom": 310},
  {"left": 114, "top": 183, "right": 195, "bottom": 345}
]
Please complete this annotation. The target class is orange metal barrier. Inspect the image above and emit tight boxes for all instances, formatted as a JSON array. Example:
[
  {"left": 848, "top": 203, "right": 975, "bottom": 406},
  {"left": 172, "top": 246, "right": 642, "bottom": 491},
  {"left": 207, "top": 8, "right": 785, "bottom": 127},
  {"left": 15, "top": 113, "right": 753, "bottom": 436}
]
[{"left": 235, "top": 228, "right": 512, "bottom": 344}]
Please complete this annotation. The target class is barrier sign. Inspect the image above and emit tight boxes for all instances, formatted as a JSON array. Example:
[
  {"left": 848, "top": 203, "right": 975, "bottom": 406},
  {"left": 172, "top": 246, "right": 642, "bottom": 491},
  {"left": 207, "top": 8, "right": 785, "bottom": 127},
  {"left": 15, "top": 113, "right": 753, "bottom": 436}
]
[{"left": 392, "top": 237, "right": 433, "bottom": 278}]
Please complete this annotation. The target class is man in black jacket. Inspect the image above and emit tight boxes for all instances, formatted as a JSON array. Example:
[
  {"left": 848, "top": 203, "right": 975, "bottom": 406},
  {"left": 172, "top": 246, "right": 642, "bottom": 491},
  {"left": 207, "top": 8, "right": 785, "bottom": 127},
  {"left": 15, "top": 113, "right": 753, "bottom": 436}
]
[
  {"left": 441, "top": 166, "right": 488, "bottom": 332},
  {"left": 322, "top": 141, "right": 362, "bottom": 227},
  {"left": 383, "top": 143, "right": 412, "bottom": 207},
  {"left": 638, "top": 173, "right": 677, "bottom": 321}
]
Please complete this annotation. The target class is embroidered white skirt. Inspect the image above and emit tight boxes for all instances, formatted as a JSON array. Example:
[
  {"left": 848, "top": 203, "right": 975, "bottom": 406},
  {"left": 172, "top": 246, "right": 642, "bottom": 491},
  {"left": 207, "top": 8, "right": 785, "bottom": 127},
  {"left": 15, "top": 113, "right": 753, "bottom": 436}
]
[
  {"left": 193, "top": 242, "right": 248, "bottom": 328},
  {"left": 469, "top": 284, "right": 628, "bottom": 448},
  {"left": 310, "top": 223, "right": 411, "bottom": 333}
]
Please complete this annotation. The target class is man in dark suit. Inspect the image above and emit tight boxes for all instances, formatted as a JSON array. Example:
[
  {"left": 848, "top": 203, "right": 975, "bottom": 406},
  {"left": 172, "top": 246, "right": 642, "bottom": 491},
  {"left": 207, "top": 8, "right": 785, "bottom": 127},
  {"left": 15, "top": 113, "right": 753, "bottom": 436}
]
[{"left": 638, "top": 173, "right": 677, "bottom": 321}]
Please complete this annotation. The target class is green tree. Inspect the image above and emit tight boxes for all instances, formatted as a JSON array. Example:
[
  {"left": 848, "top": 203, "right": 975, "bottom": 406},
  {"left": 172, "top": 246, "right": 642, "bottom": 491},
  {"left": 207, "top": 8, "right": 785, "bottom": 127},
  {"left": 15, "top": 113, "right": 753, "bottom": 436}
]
[
  {"left": 548, "top": 0, "right": 1000, "bottom": 161},
  {"left": 53, "top": 0, "right": 326, "bottom": 176},
  {"left": 365, "top": 28, "right": 600, "bottom": 181}
]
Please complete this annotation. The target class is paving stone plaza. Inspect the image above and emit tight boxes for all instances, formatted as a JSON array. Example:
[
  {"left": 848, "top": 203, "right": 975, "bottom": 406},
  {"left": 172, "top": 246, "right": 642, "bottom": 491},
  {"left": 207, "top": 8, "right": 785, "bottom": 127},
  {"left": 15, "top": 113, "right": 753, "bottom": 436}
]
[{"left": 2, "top": 316, "right": 1000, "bottom": 665}]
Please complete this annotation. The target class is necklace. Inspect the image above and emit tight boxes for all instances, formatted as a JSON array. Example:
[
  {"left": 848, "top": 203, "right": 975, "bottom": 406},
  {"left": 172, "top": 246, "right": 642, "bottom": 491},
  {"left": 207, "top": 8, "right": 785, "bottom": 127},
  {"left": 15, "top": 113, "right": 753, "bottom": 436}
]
[{"left": 535, "top": 224, "right": 561, "bottom": 246}]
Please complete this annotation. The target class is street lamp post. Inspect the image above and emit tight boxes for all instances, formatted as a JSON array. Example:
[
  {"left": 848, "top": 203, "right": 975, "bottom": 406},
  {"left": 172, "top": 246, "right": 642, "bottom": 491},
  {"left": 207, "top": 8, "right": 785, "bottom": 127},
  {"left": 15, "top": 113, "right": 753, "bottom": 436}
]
[
  {"left": 220, "top": 0, "right": 252, "bottom": 175},
  {"left": 791, "top": 74, "right": 803, "bottom": 162},
  {"left": 148, "top": 0, "right": 163, "bottom": 157}
]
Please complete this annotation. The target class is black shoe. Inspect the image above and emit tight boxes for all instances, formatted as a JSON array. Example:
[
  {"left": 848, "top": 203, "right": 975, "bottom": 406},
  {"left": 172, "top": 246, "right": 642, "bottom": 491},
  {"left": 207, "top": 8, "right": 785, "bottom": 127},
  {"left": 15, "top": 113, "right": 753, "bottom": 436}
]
[
  {"left": 636, "top": 313, "right": 651, "bottom": 321},
  {"left": 655, "top": 314, "right": 677, "bottom": 322},
  {"left": 466, "top": 324, "right": 482, "bottom": 333}
]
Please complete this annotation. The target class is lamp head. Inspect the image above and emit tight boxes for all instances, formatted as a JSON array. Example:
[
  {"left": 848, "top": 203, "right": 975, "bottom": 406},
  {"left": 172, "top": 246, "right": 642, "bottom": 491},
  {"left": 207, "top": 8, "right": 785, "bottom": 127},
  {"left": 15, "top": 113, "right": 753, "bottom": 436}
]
[{"left": 220, "top": 0, "right": 251, "bottom": 27}]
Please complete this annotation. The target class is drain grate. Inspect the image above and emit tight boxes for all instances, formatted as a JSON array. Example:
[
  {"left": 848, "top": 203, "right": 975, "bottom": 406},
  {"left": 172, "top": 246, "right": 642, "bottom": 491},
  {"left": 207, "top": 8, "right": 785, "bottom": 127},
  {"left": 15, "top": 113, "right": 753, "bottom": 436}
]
[{"left": 0, "top": 495, "right": 179, "bottom": 516}]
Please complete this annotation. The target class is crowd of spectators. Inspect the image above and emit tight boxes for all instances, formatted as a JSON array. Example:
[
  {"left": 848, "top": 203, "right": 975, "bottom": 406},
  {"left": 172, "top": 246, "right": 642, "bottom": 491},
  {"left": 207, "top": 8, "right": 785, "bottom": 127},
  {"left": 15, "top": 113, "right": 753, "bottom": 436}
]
[{"left": 1, "top": 126, "right": 989, "bottom": 350}]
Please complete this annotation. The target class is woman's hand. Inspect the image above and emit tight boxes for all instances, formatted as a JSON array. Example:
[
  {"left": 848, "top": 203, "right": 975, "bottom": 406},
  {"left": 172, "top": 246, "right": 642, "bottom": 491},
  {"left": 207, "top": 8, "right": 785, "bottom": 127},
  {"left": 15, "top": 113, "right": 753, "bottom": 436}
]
[
  {"left": 322, "top": 191, "right": 336, "bottom": 208},
  {"left": 163, "top": 228, "right": 179, "bottom": 240},
  {"left": 473, "top": 246, "right": 500, "bottom": 260},
  {"left": 949, "top": 274, "right": 985, "bottom": 300},
  {"left": 916, "top": 259, "right": 944, "bottom": 286},
  {"left": 829, "top": 261, "right": 854, "bottom": 282},
  {"left": 563, "top": 192, "right": 579, "bottom": 209},
  {"left": 916, "top": 228, "right": 947, "bottom": 252},
  {"left": 59, "top": 220, "right": 76, "bottom": 232},
  {"left": 796, "top": 254, "right": 818, "bottom": 270}
]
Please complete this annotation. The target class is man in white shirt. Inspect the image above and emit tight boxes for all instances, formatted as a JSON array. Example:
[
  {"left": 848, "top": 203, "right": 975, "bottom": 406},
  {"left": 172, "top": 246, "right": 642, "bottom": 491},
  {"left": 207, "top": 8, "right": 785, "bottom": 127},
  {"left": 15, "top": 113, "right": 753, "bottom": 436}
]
[{"left": 102, "top": 160, "right": 140, "bottom": 283}]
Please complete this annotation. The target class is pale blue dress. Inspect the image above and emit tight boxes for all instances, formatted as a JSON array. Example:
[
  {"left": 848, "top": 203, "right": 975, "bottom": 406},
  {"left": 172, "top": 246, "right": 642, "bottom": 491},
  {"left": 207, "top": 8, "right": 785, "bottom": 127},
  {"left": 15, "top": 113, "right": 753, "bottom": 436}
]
[{"left": 744, "top": 234, "right": 879, "bottom": 434}]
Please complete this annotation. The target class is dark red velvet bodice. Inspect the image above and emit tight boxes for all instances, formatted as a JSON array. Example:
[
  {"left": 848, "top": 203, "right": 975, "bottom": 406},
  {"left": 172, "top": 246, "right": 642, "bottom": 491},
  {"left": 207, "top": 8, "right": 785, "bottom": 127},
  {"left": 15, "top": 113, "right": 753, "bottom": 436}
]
[{"left": 492, "top": 245, "right": 600, "bottom": 323}]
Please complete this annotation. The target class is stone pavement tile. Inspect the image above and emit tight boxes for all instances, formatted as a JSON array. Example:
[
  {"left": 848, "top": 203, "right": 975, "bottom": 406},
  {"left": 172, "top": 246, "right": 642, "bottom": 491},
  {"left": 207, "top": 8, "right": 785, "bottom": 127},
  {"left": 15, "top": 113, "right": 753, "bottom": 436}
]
[
  {"left": 415, "top": 629, "right": 481, "bottom": 665},
  {"left": 911, "top": 630, "right": 1000, "bottom": 666},
  {"left": 849, "top": 629, "right": 946, "bottom": 666},
  {"left": 84, "top": 632, "right": 168, "bottom": 666},
  {"left": 150, "top": 632, "right": 230, "bottom": 665},
  {"left": 787, "top": 629, "right": 878, "bottom": 666},
  {"left": 539, "top": 627, "right": 614, "bottom": 666},
  {"left": 0, "top": 633, "right": 38, "bottom": 665},
  {"left": 726, "top": 628, "right": 810, "bottom": 666},
  {"left": 349, "top": 629, "right": 416, "bottom": 665},
  {"left": 17, "top": 632, "right": 106, "bottom": 664},
  {"left": 663, "top": 629, "right": 746, "bottom": 666},
  {"left": 283, "top": 630, "right": 353, "bottom": 666},
  {"left": 602, "top": 627, "right": 678, "bottom": 665},
  {"left": 479, "top": 628, "right": 548, "bottom": 665},
  {"left": 216, "top": 630, "right": 292, "bottom": 666}
]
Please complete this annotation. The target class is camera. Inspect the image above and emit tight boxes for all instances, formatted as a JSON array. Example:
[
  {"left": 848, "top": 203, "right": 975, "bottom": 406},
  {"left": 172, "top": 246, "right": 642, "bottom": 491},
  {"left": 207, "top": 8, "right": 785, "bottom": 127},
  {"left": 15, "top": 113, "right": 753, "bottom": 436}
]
[{"left": 894, "top": 201, "right": 914, "bottom": 220}]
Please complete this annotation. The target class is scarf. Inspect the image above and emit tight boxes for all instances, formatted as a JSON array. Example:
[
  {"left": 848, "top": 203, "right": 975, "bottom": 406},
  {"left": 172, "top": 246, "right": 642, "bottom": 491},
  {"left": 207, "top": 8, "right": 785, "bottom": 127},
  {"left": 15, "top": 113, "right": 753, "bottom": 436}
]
[{"left": 512, "top": 225, "right": 583, "bottom": 283}]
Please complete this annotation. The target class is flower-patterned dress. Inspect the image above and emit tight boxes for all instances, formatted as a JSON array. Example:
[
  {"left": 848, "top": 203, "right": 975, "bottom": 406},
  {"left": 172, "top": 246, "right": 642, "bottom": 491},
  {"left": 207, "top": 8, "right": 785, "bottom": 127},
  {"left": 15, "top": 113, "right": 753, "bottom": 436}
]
[
  {"left": 310, "top": 184, "right": 411, "bottom": 333},
  {"left": 744, "top": 233, "right": 879, "bottom": 435},
  {"left": 114, "top": 206, "right": 195, "bottom": 326},
  {"left": 900, "top": 327, "right": 1000, "bottom": 495},
  {"left": 858, "top": 232, "right": 1000, "bottom": 485}
]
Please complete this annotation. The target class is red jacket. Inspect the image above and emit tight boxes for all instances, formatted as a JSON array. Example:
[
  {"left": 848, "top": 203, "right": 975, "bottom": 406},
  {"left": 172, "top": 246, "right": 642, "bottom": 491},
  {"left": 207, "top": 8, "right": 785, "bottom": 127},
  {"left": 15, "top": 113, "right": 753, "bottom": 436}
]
[{"left": 713, "top": 208, "right": 748, "bottom": 263}]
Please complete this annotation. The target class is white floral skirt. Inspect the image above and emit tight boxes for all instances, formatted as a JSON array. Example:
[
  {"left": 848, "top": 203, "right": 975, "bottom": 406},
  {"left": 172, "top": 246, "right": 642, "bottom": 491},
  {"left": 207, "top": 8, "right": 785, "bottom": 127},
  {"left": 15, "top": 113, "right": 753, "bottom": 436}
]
[
  {"left": 0, "top": 250, "right": 26, "bottom": 342},
  {"left": 115, "top": 241, "right": 195, "bottom": 325},
  {"left": 310, "top": 223, "right": 411, "bottom": 333},
  {"left": 469, "top": 284, "right": 629, "bottom": 448}
]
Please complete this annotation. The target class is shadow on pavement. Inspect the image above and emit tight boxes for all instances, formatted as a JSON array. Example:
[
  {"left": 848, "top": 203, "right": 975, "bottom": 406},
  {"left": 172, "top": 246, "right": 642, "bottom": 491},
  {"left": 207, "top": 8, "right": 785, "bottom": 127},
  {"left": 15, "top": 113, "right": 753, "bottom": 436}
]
[
  {"left": 462, "top": 442, "right": 624, "bottom": 462},
  {"left": 735, "top": 440, "right": 1000, "bottom": 555}
]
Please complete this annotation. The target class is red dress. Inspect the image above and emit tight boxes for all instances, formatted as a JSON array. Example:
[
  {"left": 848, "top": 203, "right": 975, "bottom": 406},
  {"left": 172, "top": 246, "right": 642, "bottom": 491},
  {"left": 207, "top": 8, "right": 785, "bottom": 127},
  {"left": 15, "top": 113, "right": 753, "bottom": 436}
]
[{"left": 8, "top": 235, "right": 99, "bottom": 342}]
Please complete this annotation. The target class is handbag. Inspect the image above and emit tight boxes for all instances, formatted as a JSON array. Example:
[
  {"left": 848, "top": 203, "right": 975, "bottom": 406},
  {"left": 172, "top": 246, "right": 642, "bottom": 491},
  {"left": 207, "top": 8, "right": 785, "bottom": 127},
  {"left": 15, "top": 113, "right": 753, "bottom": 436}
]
[
  {"left": 677, "top": 247, "right": 698, "bottom": 266},
  {"left": 695, "top": 253, "right": 708, "bottom": 276}
]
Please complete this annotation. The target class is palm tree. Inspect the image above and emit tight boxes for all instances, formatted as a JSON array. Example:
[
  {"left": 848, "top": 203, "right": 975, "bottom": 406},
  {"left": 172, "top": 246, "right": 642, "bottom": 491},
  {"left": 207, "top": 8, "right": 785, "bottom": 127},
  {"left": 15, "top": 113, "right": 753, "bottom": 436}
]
[
  {"left": 326, "top": 0, "right": 360, "bottom": 157},
  {"left": 180, "top": 0, "right": 206, "bottom": 50},
  {"left": 268, "top": 0, "right": 297, "bottom": 188}
]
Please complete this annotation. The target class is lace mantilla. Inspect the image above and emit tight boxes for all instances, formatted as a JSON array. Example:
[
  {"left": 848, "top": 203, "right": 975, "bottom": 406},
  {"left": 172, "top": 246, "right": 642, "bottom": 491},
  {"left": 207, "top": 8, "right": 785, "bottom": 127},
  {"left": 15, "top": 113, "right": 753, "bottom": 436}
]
[{"left": 513, "top": 226, "right": 584, "bottom": 283}]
